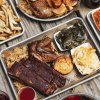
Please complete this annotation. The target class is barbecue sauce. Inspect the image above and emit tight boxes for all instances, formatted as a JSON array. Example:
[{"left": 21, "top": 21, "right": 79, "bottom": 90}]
[
  {"left": 63, "top": 95, "right": 93, "bottom": 100},
  {"left": 19, "top": 87, "right": 35, "bottom": 100},
  {"left": 63, "top": 96, "right": 80, "bottom": 100}
]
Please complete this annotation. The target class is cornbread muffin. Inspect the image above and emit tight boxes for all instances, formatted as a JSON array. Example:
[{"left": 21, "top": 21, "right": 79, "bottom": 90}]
[{"left": 54, "top": 55, "right": 73, "bottom": 75}]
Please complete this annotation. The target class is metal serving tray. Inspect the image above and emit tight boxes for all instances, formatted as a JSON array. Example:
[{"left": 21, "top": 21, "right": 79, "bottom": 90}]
[
  {"left": 0, "top": 17, "right": 100, "bottom": 100},
  {"left": 0, "top": 0, "right": 25, "bottom": 45},
  {"left": 15, "top": 0, "right": 80, "bottom": 22},
  {"left": 87, "top": 7, "right": 100, "bottom": 42}
]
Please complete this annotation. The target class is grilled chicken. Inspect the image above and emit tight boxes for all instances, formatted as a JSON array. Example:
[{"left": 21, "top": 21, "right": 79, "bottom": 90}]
[
  {"left": 27, "top": 0, "right": 53, "bottom": 18},
  {"left": 28, "top": 36, "right": 59, "bottom": 62}
]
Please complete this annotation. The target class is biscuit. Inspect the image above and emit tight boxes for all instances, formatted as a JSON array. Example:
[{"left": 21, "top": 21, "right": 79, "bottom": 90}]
[{"left": 54, "top": 55, "right": 73, "bottom": 75}]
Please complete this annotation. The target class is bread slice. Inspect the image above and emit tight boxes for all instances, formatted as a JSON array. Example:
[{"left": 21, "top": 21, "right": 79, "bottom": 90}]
[
  {"left": 71, "top": 43, "right": 100, "bottom": 75},
  {"left": 54, "top": 55, "right": 73, "bottom": 75}
]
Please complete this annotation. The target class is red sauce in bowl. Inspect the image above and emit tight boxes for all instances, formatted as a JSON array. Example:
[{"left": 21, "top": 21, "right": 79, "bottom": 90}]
[
  {"left": 92, "top": 9, "right": 100, "bottom": 31},
  {"left": 63, "top": 95, "right": 93, "bottom": 100},
  {"left": 18, "top": 87, "right": 36, "bottom": 100},
  {"left": 63, "top": 96, "right": 80, "bottom": 100}
]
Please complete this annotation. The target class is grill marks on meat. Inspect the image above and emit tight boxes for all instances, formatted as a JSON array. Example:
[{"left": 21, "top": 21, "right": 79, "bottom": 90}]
[
  {"left": 8, "top": 37, "right": 66, "bottom": 96},
  {"left": 28, "top": 37, "right": 59, "bottom": 63},
  {"left": 24, "top": 59, "right": 54, "bottom": 84},
  {"left": 8, "top": 60, "right": 56, "bottom": 96},
  {"left": 28, "top": 0, "right": 53, "bottom": 18},
  {"left": 8, "top": 56, "right": 66, "bottom": 95},
  {"left": 30, "top": 56, "right": 66, "bottom": 88}
]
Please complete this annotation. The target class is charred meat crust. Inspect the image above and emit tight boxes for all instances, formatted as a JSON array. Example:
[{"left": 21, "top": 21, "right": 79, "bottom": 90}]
[
  {"left": 7, "top": 36, "right": 66, "bottom": 96},
  {"left": 8, "top": 56, "right": 66, "bottom": 95},
  {"left": 28, "top": 0, "right": 53, "bottom": 18},
  {"left": 28, "top": 37, "right": 59, "bottom": 63},
  {"left": 29, "top": 56, "right": 66, "bottom": 88},
  {"left": 8, "top": 60, "right": 56, "bottom": 96}
]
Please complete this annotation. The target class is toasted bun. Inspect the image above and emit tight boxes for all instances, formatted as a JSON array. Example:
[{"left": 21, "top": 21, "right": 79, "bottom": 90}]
[{"left": 54, "top": 55, "right": 73, "bottom": 75}]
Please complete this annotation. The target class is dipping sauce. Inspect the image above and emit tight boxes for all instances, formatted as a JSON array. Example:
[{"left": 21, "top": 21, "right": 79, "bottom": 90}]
[
  {"left": 63, "top": 95, "right": 94, "bottom": 100},
  {"left": 0, "top": 91, "right": 10, "bottom": 100},
  {"left": 63, "top": 96, "right": 80, "bottom": 100},
  {"left": 18, "top": 87, "right": 36, "bottom": 100}
]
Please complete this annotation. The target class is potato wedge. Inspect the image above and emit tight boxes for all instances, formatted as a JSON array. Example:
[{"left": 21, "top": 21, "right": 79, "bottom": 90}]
[
  {"left": 53, "top": 3, "right": 68, "bottom": 16},
  {"left": 0, "top": 0, "right": 3, "bottom": 6},
  {"left": 46, "top": 0, "right": 53, "bottom": 7},
  {"left": 54, "top": 55, "right": 73, "bottom": 75},
  {"left": 63, "top": 0, "right": 78, "bottom": 10},
  {"left": 51, "top": 0, "right": 62, "bottom": 8}
]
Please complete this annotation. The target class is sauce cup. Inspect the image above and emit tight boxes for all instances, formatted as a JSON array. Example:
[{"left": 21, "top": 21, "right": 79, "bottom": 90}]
[{"left": 18, "top": 86, "right": 37, "bottom": 100}]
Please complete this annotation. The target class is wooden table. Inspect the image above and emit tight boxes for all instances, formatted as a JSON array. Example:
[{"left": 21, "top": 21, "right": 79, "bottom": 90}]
[{"left": 0, "top": 0, "right": 100, "bottom": 100}]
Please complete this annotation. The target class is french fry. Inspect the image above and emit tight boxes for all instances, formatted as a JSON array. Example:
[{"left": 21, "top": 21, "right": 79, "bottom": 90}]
[
  {"left": 0, "top": 1, "right": 22, "bottom": 41},
  {"left": 0, "top": 0, "right": 3, "bottom": 6},
  {"left": 0, "top": 36, "right": 6, "bottom": 40}
]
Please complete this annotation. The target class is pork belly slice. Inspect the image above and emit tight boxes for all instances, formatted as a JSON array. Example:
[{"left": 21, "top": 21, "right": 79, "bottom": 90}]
[
  {"left": 8, "top": 61, "right": 56, "bottom": 96},
  {"left": 29, "top": 56, "right": 66, "bottom": 88}
]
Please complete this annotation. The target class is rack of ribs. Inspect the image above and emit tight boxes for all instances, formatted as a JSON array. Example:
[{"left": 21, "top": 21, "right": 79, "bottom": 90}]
[
  {"left": 8, "top": 60, "right": 56, "bottom": 96},
  {"left": 8, "top": 57, "right": 66, "bottom": 96}
]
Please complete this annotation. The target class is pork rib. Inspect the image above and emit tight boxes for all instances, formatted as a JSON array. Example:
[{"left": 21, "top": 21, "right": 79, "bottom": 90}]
[
  {"left": 29, "top": 56, "right": 66, "bottom": 88},
  {"left": 8, "top": 60, "right": 56, "bottom": 96}
]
